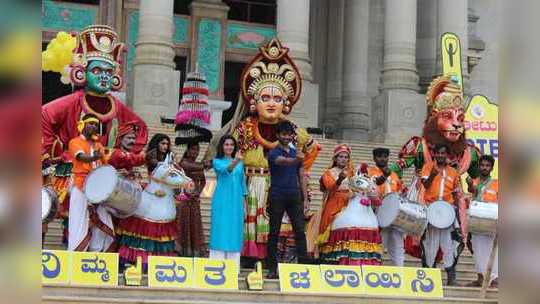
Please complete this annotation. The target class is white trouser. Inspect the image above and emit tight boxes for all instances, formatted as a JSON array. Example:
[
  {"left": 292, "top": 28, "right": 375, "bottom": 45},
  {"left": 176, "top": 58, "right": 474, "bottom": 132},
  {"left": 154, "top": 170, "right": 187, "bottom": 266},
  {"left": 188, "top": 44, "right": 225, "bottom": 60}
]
[
  {"left": 422, "top": 225, "right": 455, "bottom": 268},
  {"left": 381, "top": 227, "right": 405, "bottom": 266},
  {"left": 471, "top": 233, "right": 498, "bottom": 281},
  {"left": 209, "top": 250, "right": 241, "bottom": 273},
  {"left": 68, "top": 187, "right": 114, "bottom": 252}
]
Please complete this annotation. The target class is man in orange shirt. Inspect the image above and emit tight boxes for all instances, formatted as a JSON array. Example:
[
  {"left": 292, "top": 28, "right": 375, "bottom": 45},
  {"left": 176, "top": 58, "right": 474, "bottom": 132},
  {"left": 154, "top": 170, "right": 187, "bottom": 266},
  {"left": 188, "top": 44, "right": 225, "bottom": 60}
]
[
  {"left": 465, "top": 155, "right": 498, "bottom": 288},
  {"left": 368, "top": 148, "right": 404, "bottom": 266},
  {"left": 68, "top": 114, "right": 112, "bottom": 252},
  {"left": 421, "top": 144, "right": 465, "bottom": 286}
]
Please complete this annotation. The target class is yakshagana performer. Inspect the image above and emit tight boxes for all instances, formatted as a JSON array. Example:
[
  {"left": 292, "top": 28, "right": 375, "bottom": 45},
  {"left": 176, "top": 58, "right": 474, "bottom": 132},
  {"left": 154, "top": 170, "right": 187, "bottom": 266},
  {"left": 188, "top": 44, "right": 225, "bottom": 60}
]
[
  {"left": 41, "top": 25, "right": 148, "bottom": 239},
  {"left": 206, "top": 39, "right": 320, "bottom": 262}
]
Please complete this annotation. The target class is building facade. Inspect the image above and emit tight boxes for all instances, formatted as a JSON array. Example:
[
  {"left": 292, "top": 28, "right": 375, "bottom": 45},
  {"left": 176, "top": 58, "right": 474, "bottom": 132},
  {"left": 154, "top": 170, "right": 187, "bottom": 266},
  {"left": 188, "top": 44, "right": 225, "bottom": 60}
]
[{"left": 42, "top": 0, "right": 498, "bottom": 144}]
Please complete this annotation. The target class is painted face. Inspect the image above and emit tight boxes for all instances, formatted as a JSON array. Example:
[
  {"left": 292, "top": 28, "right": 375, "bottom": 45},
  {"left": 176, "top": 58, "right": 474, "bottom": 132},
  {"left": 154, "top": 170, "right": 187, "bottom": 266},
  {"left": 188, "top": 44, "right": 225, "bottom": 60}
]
[
  {"left": 335, "top": 152, "right": 350, "bottom": 169},
  {"left": 158, "top": 139, "right": 170, "bottom": 153},
  {"left": 479, "top": 159, "right": 494, "bottom": 177},
  {"left": 256, "top": 85, "right": 285, "bottom": 124},
  {"left": 436, "top": 107, "right": 465, "bottom": 142},
  {"left": 374, "top": 154, "right": 389, "bottom": 168},
  {"left": 223, "top": 139, "right": 236, "bottom": 156},
  {"left": 434, "top": 147, "right": 449, "bottom": 166},
  {"left": 120, "top": 132, "right": 136, "bottom": 151},
  {"left": 86, "top": 60, "right": 114, "bottom": 94}
]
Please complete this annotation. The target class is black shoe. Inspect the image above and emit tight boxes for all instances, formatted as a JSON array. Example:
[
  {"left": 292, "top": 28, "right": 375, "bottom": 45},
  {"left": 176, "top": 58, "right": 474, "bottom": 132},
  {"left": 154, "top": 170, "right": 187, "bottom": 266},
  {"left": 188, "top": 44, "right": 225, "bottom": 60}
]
[
  {"left": 266, "top": 271, "right": 279, "bottom": 279},
  {"left": 445, "top": 266, "right": 457, "bottom": 286}
]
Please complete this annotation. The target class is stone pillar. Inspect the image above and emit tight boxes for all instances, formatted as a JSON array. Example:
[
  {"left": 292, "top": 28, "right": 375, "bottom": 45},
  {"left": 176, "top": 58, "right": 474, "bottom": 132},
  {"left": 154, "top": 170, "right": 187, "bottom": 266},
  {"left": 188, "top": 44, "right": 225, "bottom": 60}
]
[
  {"left": 131, "top": 0, "right": 180, "bottom": 123},
  {"left": 277, "top": 0, "right": 319, "bottom": 128},
  {"left": 381, "top": 0, "right": 419, "bottom": 91},
  {"left": 373, "top": 0, "right": 425, "bottom": 143},
  {"left": 322, "top": 0, "right": 345, "bottom": 137},
  {"left": 189, "top": 0, "right": 229, "bottom": 100},
  {"left": 436, "top": 0, "right": 470, "bottom": 94},
  {"left": 340, "top": 0, "right": 371, "bottom": 140}
]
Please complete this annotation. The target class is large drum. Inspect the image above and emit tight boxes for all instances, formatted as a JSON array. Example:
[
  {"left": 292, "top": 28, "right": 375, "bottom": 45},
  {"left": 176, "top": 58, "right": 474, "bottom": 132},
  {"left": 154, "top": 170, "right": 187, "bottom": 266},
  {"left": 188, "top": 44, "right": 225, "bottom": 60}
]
[
  {"left": 42, "top": 187, "right": 58, "bottom": 224},
  {"left": 377, "top": 193, "right": 428, "bottom": 236},
  {"left": 427, "top": 200, "right": 456, "bottom": 229},
  {"left": 468, "top": 201, "right": 498, "bottom": 234},
  {"left": 84, "top": 165, "right": 142, "bottom": 218}
]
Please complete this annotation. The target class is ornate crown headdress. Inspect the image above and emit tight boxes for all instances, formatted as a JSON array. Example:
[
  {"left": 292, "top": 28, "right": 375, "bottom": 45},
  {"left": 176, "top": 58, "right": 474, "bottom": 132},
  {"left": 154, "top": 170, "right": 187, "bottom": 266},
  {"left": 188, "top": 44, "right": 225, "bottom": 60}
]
[
  {"left": 72, "top": 25, "right": 124, "bottom": 68},
  {"left": 426, "top": 75, "right": 464, "bottom": 115},
  {"left": 69, "top": 25, "right": 125, "bottom": 90},
  {"left": 241, "top": 38, "right": 302, "bottom": 115}
]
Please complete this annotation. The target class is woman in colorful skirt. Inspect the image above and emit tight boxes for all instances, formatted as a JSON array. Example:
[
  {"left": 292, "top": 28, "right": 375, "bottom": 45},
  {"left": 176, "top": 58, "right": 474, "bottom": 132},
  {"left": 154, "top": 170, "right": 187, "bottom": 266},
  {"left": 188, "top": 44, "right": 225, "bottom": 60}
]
[
  {"left": 209, "top": 135, "right": 247, "bottom": 270},
  {"left": 116, "top": 134, "right": 179, "bottom": 269},
  {"left": 318, "top": 155, "right": 383, "bottom": 266},
  {"left": 176, "top": 142, "right": 211, "bottom": 257}
]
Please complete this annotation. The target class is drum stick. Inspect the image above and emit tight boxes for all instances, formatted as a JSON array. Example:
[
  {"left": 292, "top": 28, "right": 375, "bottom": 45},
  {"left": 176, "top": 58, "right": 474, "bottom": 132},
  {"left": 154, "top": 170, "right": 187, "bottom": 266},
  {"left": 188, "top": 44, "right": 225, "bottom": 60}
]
[{"left": 480, "top": 234, "right": 497, "bottom": 298}]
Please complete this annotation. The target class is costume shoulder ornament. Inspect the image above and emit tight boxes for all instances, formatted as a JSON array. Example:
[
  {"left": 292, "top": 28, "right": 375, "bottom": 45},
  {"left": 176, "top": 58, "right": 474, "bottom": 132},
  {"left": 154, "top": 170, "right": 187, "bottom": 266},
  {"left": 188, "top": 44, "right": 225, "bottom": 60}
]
[{"left": 241, "top": 38, "right": 302, "bottom": 115}]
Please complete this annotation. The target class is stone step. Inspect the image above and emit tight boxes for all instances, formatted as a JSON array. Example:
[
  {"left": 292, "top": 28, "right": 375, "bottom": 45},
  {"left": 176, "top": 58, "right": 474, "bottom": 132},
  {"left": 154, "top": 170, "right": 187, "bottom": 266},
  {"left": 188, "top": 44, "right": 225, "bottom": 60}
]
[{"left": 43, "top": 284, "right": 498, "bottom": 304}]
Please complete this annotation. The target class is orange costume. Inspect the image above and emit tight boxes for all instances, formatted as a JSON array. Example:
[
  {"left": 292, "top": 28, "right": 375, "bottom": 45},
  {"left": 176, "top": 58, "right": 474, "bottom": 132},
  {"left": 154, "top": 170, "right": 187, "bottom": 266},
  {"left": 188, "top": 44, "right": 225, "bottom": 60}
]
[
  {"left": 420, "top": 162, "right": 461, "bottom": 204},
  {"left": 67, "top": 134, "right": 113, "bottom": 252},
  {"left": 367, "top": 166, "right": 403, "bottom": 198},
  {"left": 472, "top": 178, "right": 498, "bottom": 203}
]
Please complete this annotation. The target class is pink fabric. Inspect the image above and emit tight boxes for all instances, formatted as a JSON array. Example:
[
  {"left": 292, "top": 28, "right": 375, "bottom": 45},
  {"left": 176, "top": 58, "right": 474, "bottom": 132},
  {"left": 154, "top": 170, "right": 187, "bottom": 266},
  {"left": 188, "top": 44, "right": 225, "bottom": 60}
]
[{"left": 175, "top": 110, "right": 211, "bottom": 124}]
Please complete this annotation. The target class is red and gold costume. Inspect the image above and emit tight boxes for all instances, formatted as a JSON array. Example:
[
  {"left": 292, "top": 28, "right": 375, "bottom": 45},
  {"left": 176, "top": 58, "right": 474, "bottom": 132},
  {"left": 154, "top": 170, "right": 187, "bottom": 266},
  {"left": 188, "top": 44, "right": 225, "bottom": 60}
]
[
  {"left": 41, "top": 26, "right": 148, "bottom": 225},
  {"left": 108, "top": 122, "right": 146, "bottom": 180}
]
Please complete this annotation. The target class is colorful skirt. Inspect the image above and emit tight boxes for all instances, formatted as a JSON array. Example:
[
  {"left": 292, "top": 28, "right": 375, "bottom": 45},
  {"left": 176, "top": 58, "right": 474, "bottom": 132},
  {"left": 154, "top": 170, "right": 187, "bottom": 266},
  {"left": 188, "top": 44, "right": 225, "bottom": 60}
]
[
  {"left": 319, "top": 195, "right": 383, "bottom": 265},
  {"left": 242, "top": 175, "right": 270, "bottom": 259},
  {"left": 116, "top": 216, "right": 177, "bottom": 266}
]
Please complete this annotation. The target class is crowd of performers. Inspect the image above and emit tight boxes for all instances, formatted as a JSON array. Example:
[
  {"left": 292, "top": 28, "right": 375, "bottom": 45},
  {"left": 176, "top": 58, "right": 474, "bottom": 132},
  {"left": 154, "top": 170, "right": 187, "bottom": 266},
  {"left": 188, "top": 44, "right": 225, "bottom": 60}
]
[{"left": 41, "top": 25, "right": 498, "bottom": 288}]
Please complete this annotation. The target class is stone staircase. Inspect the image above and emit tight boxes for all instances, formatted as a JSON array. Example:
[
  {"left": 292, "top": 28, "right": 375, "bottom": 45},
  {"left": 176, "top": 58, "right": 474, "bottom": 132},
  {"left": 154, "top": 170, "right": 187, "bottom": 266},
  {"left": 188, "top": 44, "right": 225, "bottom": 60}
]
[{"left": 42, "top": 123, "right": 498, "bottom": 303}]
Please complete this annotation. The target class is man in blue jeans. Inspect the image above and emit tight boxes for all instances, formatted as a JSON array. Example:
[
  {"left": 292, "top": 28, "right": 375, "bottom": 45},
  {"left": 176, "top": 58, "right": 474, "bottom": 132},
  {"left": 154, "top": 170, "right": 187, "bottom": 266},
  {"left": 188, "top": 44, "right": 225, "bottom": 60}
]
[{"left": 266, "top": 120, "right": 309, "bottom": 279}]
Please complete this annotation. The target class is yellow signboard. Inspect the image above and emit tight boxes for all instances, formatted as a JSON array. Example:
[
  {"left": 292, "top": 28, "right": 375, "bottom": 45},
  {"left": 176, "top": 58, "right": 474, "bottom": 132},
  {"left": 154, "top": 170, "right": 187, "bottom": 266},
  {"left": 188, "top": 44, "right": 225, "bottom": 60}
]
[
  {"left": 42, "top": 250, "right": 70, "bottom": 284},
  {"left": 193, "top": 258, "right": 238, "bottom": 290},
  {"left": 71, "top": 252, "right": 118, "bottom": 286},
  {"left": 148, "top": 256, "right": 194, "bottom": 288},
  {"left": 278, "top": 264, "right": 323, "bottom": 293},
  {"left": 441, "top": 32, "right": 463, "bottom": 89},
  {"left": 319, "top": 265, "right": 363, "bottom": 294},
  {"left": 401, "top": 267, "right": 444, "bottom": 298},
  {"left": 362, "top": 265, "right": 405, "bottom": 296},
  {"left": 465, "top": 95, "right": 499, "bottom": 179}
]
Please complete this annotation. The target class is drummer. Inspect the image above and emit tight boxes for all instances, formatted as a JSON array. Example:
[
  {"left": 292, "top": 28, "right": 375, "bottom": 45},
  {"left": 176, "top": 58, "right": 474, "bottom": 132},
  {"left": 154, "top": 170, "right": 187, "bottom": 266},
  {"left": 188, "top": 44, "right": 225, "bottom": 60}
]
[
  {"left": 420, "top": 144, "right": 465, "bottom": 286},
  {"left": 465, "top": 155, "right": 498, "bottom": 288},
  {"left": 368, "top": 148, "right": 404, "bottom": 266},
  {"left": 67, "top": 114, "right": 113, "bottom": 252}
]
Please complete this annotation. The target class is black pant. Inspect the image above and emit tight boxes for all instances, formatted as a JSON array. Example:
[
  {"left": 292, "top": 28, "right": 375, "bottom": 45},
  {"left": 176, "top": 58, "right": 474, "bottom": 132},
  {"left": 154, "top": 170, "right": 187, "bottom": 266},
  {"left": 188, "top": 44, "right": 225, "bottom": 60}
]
[{"left": 267, "top": 193, "right": 307, "bottom": 272}]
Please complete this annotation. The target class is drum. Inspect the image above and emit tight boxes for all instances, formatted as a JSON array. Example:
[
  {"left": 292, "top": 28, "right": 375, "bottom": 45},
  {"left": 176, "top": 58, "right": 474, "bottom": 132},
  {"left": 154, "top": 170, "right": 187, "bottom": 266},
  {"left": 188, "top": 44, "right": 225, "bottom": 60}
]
[
  {"left": 84, "top": 165, "right": 142, "bottom": 218},
  {"left": 427, "top": 200, "right": 456, "bottom": 229},
  {"left": 377, "top": 193, "right": 428, "bottom": 236},
  {"left": 42, "top": 187, "right": 58, "bottom": 224},
  {"left": 468, "top": 201, "right": 498, "bottom": 234}
]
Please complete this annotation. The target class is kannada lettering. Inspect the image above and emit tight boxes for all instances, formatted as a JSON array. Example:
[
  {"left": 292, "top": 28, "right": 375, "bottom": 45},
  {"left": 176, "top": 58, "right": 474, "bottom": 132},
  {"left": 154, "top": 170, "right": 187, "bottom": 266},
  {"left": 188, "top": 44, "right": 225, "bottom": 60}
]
[
  {"left": 290, "top": 269, "right": 311, "bottom": 289},
  {"left": 80, "top": 255, "right": 110, "bottom": 282},
  {"left": 42, "top": 251, "right": 61, "bottom": 279},
  {"left": 323, "top": 269, "right": 360, "bottom": 288},
  {"left": 204, "top": 262, "right": 226, "bottom": 285},
  {"left": 155, "top": 260, "right": 188, "bottom": 283},
  {"left": 365, "top": 271, "right": 402, "bottom": 289},
  {"left": 411, "top": 269, "right": 435, "bottom": 293}
]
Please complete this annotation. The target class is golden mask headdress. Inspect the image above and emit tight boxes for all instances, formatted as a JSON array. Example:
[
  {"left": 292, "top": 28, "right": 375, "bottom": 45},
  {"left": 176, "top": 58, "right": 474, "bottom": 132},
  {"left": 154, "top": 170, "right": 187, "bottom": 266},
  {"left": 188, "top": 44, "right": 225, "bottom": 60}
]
[
  {"left": 425, "top": 75, "right": 464, "bottom": 115},
  {"left": 240, "top": 38, "right": 302, "bottom": 115}
]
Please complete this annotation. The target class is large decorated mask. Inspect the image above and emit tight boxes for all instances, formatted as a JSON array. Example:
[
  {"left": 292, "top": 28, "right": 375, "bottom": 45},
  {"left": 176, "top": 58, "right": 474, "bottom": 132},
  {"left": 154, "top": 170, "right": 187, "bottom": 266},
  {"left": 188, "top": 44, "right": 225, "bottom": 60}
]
[
  {"left": 425, "top": 75, "right": 465, "bottom": 143},
  {"left": 241, "top": 39, "right": 301, "bottom": 124},
  {"left": 69, "top": 25, "right": 125, "bottom": 93}
]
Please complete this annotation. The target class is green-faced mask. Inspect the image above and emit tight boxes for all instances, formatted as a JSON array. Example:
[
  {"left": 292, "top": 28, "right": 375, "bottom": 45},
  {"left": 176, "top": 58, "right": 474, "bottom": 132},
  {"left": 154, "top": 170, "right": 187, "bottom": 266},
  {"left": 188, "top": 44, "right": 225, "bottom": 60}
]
[{"left": 85, "top": 60, "right": 114, "bottom": 94}]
